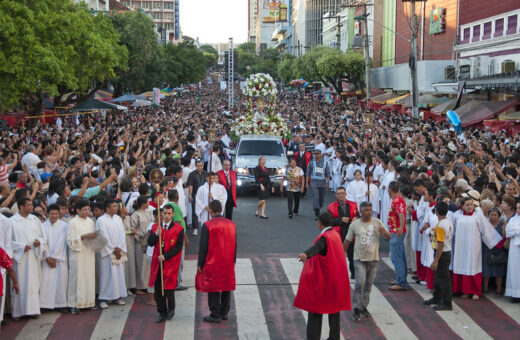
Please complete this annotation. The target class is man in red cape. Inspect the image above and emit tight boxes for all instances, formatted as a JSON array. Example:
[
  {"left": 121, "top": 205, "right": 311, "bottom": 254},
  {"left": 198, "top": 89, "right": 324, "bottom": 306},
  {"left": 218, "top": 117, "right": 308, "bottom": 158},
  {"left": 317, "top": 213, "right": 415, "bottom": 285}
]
[
  {"left": 217, "top": 159, "right": 237, "bottom": 220},
  {"left": 328, "top": 187, "right": 358, "bottom": 278},
  {"left": 196, "top": 200, "right": 237, "bottom": 323},
  {"left": 148, "top": 205, "right": 184, "bottom": 323},
  {"left": 294, "top": 212, "right": 351, "bottom": 340}
]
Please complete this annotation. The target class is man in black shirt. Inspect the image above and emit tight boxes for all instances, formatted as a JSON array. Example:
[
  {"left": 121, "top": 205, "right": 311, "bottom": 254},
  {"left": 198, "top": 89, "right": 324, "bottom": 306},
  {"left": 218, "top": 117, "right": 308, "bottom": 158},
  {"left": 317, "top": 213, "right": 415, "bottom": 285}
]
[{"left": 187, "top": 160, "right": 207, "bottom": 236}]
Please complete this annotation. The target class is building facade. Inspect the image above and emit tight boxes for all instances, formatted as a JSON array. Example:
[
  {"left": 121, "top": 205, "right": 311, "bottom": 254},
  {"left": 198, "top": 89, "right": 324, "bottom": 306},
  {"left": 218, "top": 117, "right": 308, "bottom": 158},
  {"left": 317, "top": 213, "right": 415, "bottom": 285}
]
[
  {"left": 454, "top": 0, "right": 520, "bottom": 92},
  {"left": 249, "top": 0, "right": 259, "bottom": 43},
  {"left": 119, "top": 0, "right": 179, "bottom": 42},
  {"left": 256, "top": 0, "right": 292, "bottom": 52},
  {"left": 73, "top": 0, "right": 109, "bottom": 11}
]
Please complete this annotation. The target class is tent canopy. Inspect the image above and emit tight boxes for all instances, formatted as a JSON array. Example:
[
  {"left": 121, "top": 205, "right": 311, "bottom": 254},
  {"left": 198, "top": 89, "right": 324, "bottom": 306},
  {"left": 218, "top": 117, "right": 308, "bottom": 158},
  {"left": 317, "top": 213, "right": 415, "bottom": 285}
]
[
  {"left": 371, "top": 92, "right": 398, "bottom": 104},
  {"left": 131, "top": 100, "right": 152, "bottom": 107},
  {"left": 386, "top": 94, "right": 410, "bottom": 105},
  {"left": 110, "top": 94, "right": 145, "bottom": 103},
  {"left": 456, "top": 100, "right": 518, "bottom": 127},
  {"left": 94, "top": 90, "right": 113, "bottom": 101},
  {"left": 498, "top": 111, "right": 520, "bottom": 121},
  {"left": 73, "top": 98, "right": 120, "bottom": 111}
]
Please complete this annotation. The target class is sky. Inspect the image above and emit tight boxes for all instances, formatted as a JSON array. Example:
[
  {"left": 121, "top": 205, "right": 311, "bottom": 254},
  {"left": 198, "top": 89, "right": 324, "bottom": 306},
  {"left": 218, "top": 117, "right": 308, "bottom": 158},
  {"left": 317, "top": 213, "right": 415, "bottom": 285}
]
[{"left": 179, "top": 0, "right": 248, "bottom": 44}]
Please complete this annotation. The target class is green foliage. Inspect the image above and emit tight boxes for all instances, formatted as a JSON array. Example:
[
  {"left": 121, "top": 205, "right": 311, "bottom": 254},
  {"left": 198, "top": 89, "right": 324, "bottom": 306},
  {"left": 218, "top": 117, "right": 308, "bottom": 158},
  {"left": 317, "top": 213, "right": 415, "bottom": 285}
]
[
  {"left": 237, "top": 49, "right": 259, "bottom": 78},
  {"left": 237, "top": 42, "right": 256, "bottom": 54},
  {"left": 202, "top": 52, "right": 217, "bottom": 68},
  {"left": 162, "top": 41, "right": 206, "bottom": 86},
  {"left": 199, "top": 45, "right": 218, "bottom": 60},
  {"left": 277, "top": 54, "right": 296, "bottom": 83},
  {"left": 0, "top": 0, "right": 127, "bottom": 110}
]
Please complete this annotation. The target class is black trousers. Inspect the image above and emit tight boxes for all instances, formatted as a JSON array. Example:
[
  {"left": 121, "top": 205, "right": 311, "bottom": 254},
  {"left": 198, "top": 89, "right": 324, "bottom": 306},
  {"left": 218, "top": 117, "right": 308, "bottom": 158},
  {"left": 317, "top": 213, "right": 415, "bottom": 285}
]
[
  {"left": 307, "top": 312, "right": 340, "bottom": 340},
  {"left": 433, "top": 251, "right": 452, "bottom": 306},
  {"left": 191, "top": 199, "right": 199, "bottom": 229},
  {"left": 154, "top": 273, "right": 175, "bottom": 316},
  {"left": 346, "top": 242, "right": 355, "bottom": 279},
  {"left": 225, "top": 195, "right": 234, "bottom": 220},
  {"left": 208, "top": 291, "right": 231, "bottom": 319},
  {"left": 286, "top": 191, "right": 300, "bottom": 214}
]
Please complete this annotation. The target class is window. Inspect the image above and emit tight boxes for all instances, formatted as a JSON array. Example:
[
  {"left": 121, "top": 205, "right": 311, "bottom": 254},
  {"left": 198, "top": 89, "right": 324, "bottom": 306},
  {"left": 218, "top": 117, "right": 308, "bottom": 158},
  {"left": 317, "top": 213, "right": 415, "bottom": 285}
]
[
  {"left": 237, "top": 140, "right": 285, "bottom": 157},
  {"left": 164, "top": 2, "right": 174, "bottom": 9},
  {"left": 507, "top": 15, "right": 517, "bottom": 35},
  {"left": 472, "top": 25, "right": 480, "bottom": 42},
  {"left": 460, "top": 27, "right": 470, "bottom": 44},
  {"left": 164, "top": 13, "right": 173, "bottom": 21},
  {"left": 494, "top": 18, "right": 504, "bottom": 38},
  {"left": 482, "top": 22, "right": 492, "bottom": 40},
  {"left": 141, "top": 2, "right": 149, "bottom": 8}
]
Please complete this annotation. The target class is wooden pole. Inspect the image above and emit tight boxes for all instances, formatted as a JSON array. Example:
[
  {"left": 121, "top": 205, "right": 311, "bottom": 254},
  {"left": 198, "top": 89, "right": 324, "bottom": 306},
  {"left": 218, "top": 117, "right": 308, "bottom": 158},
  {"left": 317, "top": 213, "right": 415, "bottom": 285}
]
[{"left": 156, "top": 183, "right": 164, "bottom": 296}]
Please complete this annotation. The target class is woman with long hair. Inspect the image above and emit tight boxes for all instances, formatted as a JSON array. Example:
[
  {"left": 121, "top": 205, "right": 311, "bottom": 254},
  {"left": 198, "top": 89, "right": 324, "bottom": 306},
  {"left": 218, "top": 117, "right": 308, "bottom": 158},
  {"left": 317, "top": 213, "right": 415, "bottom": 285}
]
[{"left": 254, "top": 156, "right": 274, "bottom": 219}]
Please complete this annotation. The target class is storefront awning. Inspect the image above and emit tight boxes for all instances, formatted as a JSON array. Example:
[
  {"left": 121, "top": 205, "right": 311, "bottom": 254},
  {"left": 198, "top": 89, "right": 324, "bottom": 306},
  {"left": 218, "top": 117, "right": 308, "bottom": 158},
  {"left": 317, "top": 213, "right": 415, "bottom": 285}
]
[
  {"left": 385, "top": 94, "right": 410, "bottom": 105},
  {"left": 456, "top": 100, "right": 518, "bottom": 127}
]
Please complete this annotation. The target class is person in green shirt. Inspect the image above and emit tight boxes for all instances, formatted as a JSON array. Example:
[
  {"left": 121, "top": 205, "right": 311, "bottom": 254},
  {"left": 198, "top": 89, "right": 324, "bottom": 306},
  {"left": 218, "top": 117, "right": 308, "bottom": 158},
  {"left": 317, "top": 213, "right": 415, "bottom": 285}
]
[{"left": 166, "top": 189, "right": 189, "bottom": 291}]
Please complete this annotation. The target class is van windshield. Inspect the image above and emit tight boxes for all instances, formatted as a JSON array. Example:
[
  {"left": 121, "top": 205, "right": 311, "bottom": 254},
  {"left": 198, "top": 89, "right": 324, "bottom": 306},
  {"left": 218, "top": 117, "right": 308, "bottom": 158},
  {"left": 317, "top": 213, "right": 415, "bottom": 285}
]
[{"left": 237, "top": 140, "right": 285, "bottom": 156}]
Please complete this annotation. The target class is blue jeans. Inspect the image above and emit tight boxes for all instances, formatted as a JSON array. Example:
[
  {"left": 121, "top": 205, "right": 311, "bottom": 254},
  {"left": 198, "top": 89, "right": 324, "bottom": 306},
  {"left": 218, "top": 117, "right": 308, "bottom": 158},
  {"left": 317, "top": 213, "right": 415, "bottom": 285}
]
[{"left": 390, "top": 233, "right": 408, "bottom": 288}]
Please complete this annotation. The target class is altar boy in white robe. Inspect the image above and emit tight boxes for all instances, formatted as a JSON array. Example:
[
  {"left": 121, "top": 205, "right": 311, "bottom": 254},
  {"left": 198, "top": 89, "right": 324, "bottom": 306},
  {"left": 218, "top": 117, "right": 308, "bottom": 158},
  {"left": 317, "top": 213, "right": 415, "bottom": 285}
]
[
  {"left": 505, "top": 202, "right": 520, "bottom": 301},
  {"left": 96, "top": 199, "right": 127, "bottom": 308},
  {"left": 330, "top": 151, "right": 343, "bottom": 192},
  {"left": 67, "top": 199, "right": 97, "bottom": 315},
  {"left": 195, "top": 172, "right": 227, "bottom": 225},
  {"left": 10, "top": 198, "right": 47, "bottom": 318},
  {"left": 0, "top": 213, "right": 13, "bottom": 324},
  {"left": 40, "top": 204, "right": 68, "bottom": 310},
  {"left": 346, "top": 170, "right": 366, "bottom": 209}
]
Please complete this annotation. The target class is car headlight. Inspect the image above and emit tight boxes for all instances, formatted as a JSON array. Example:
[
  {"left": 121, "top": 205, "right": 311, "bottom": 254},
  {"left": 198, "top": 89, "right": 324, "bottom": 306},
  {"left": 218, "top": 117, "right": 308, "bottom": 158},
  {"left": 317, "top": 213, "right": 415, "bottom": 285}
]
[{"left": 236, "top": 167, "right": 247, "bottom": 175}]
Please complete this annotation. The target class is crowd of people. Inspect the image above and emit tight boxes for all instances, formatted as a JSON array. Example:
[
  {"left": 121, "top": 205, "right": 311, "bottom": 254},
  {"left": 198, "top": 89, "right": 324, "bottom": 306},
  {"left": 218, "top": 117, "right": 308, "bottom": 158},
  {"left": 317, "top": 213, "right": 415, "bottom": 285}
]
[{"left": 0, "top": 76, "right": 519, "bottom": 337}]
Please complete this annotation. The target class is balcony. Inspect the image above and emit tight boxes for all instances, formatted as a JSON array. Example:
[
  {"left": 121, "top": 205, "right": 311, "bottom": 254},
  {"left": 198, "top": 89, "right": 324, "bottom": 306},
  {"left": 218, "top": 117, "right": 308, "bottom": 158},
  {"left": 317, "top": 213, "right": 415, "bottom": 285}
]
[{"left": 272, "top": 25, "right": 289, "bottom": 41}]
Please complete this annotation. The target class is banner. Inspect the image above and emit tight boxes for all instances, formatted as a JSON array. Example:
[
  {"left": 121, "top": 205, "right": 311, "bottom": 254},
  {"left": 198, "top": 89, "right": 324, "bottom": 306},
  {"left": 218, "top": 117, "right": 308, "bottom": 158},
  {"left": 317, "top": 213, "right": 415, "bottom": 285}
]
[{"left": 153, "top": 88, "right": 160, "bottom": 106}]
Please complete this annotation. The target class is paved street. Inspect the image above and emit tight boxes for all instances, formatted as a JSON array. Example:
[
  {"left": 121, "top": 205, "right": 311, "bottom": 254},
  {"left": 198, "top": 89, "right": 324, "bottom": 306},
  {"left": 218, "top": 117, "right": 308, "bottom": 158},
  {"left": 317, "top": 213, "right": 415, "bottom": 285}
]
[{"left": 3, "top": 192, "right": 520, "bottom": 340}]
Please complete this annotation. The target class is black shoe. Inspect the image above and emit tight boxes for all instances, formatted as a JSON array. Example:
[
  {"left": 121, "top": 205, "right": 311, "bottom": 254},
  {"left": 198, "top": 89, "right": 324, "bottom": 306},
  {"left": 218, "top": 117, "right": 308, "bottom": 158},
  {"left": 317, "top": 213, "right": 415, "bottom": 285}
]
[
  {"left": 260, "top": 215, "right": 268, "bottom": 219},
  {"left": 203, "top": 315, "right": 221, "bottom": 323},
  {"left": 424, "top": 298, "right": 438, "bottom": 306},
  {"left": 314, "top": 215, "right": 318, "bottom": 220},
  {"left": 361, "top": 307, "right": 371, "bottom": 318},
  {"left": 166, "top": 312, "right": 175, "bottom": 320},
  {"left": 289, "top": 214, "right": 293, "bottom": 219},
  {"left": 156, "top": 315, "right": 167, "bottom": 323},
  {"left": 433, "top": 304, "right": 453, "bottom": 311},
  {"left": 511, "top": 298, "right": 520, "bottom": 303},
  {"left": 70, "top": 307, "right": 80, "bottom": 315},
  {"left": 175, "top": 285, "right": 188, "bottom": 291},
  {"left": 353, "top": 308, "right": 361, "bottom": 321},
  {"left": 1, "top": 320, "right": 7, "bottom": 326},
  {"left": 411, "top": 275, "right": 419, "bottom": 280},
  {"left": 221, "top": 314, "right": 229, "bottom": 320}
]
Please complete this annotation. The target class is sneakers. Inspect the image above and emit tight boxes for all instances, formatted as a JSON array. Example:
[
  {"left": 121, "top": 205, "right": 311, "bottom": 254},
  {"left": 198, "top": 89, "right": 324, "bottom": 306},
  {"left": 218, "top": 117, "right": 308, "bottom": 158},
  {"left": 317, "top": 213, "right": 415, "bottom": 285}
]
[
  {"left": 175, "top": 285, "right": 188, "bottom": 291},
  {"left": 99, "top": 301, "right": 109, "bottom": 309},
  {"left": 203, "top": 315, "right": 221, "bottom": 323},
  {"left": 166, "top": 311, "right": 175, "bottom": 320},
  {"left": 156, "top": 315, "right": 166, "bottom": 323},
  {"left": 193, "top": 229, "right": 198, "bottom": 236},
  {"left": 70, "top": 307, "right": 80, "bottom": 315},
  {"left": 361, "top": 307, "right": 371, "bottom": 318},
  {"left": 114, "top": 299, "right": 126, "bottom": 305},
  {"left": 289, "top": 213, "right": 293, "bottom": 219},
  {"left": 353, "top": 308, "right": 362, "bottom": 321}
]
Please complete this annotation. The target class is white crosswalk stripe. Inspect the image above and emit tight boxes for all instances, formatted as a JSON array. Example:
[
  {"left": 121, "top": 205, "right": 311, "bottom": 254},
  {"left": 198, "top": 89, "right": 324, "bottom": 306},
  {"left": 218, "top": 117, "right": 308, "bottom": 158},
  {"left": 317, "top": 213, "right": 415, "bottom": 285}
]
[
  {"left": 5, "top": 256, "right": 519, "bottom": 340},
  {"left": 381, "top": 257, "right": 491, "bottom": 340},
  {"left": 280, "top": 257, "right": 347, "bottom": 340},
  {"left": 90, "top": 297, "right": 133, "bottom": 340}
]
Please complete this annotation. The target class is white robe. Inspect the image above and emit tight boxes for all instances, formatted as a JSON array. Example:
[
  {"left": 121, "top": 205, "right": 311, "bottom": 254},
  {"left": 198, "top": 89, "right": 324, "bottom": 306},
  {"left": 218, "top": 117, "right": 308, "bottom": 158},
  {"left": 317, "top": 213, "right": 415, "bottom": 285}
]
[
  {"left": 412, "top": 197, "right": 429, "bottom": 252},
  {"left": 195, "top": 183, "right": 227, "bottom": 225},
  {"left": 505, "top": 215, "right": 520, "bottom": 298},
  {"left": 0, "top": 214, "right": 13, "bottom": 322},
  {"left": 96, "top": 214, "right": 128, "bottom": 301},
  {"left": 373, "top": 163, "right": 385, "bottom": 183},
  {"left": 40, "top": 219, "right": 68, "bottom": 309},
  {"left": 365, "top": 183, "right": 379, "bottom": 215},
  {"left": 420, "top": 206, "right": 438, "bottom": 268},
  {"left": 346, "top": 180, "right": 366, "bottom": 209},
  {"left": 10, "top": 213, "right": 47, "bottom": 318},
  {"left": 207, "top": 151, "right": 222, "bottom": 172},
  {"left": 175, "top": 181, "right": 187, "bottom": 218},
  {"left": 331, "top": 158, "right": 343, "bottom": 191},
  {"left": 67, "top": 216, "right": 96, "bottom": 309},
  {"left": 450, "top": 208, "right": 502, "bottom": 276},
  {"left": 380, "top": 170, "right": 395, "bottom": 228}
]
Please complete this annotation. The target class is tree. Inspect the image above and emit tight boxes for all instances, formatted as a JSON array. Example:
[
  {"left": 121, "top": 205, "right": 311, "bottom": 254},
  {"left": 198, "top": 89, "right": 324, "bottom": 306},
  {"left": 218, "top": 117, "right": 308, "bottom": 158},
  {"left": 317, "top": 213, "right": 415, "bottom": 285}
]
[
  {"left": 277, "top": 54, "right": 296, "bottom": 84},
  {"left": 299, "top": 46, "right": 330, "bottom": 84},
  {"left": 161, "top": 41, "right": 206, "bottom": 87},
  {"left": 237, "top": 49, "right": 259, "bottom": 78},
  {"left": 199, "top": 45, "right": 218, "bottom": 60},
  {"left": 316, "top": 48, "right": 348, "bottom": 95},
  {"left": 344, "top": 51, "right": 365, "bottom": 93},
  {"left": 110, "top": 10, "right": 159, "bottom": 96},
  {"left": 238, "top": 42, "right": 256, "bottom": 54},
  {"left": 202, "top": 52, "right": 217, "bottom": 69},
  {"left": 0, "top": 0, "right": 127, "bottom": 113}
]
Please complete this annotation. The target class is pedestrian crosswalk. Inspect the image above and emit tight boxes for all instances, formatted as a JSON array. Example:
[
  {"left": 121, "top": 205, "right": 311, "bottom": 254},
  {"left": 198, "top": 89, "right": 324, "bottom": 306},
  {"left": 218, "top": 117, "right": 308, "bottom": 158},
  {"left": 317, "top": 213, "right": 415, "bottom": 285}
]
[{"left": 2, "top": 256, "right": 520, "bottom": 340}]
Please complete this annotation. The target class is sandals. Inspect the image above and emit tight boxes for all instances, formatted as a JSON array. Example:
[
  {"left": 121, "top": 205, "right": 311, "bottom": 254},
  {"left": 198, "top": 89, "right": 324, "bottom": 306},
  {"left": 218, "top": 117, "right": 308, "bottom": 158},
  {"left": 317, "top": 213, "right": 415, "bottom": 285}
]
[
  {"left": 260, "top": 215, "right": 269, "bottom": 219},
  {"left": 388, "top": 285, "right": 407, "bottom": 291}
]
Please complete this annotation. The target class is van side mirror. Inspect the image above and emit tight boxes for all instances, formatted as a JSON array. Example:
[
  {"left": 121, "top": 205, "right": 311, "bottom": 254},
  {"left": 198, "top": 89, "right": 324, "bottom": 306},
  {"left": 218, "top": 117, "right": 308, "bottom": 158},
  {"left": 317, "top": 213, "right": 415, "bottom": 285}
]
[{"left": 228, "top": 149, "right": 236, "bottom": 156}]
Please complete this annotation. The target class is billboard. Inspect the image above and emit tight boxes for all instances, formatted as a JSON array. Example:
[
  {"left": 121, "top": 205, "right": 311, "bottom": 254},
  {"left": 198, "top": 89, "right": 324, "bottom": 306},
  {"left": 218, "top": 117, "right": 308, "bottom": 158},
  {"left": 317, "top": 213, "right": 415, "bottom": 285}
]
[{"left": 261, "top": 0, "right": 288, "bottom": 23}]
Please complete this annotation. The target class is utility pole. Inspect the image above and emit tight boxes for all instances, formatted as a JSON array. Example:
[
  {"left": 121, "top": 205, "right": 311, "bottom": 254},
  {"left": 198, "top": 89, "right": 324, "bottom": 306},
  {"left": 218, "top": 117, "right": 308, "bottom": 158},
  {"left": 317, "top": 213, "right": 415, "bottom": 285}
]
[
  {"left": 410, "top": 1, "right": 419, "bottom": 119},
  {"left": 363, "top": 4, "right": 371, "bottom": 101},
  {"left": 228, "top": 37, "right": 234, "bottom": 109},
  {"left": 336, "top": 14, "right": 341, "bottom": 50}
]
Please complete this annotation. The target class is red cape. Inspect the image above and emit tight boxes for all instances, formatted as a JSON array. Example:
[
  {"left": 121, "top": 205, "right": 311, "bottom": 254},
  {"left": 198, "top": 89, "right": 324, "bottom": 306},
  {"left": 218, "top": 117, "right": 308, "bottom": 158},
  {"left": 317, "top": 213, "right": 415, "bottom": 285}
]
[
  {"left": 148, "top": 222, "right": 183, "bottom": 290},
  {"left": 328, "top": 200, "right": 358, "bottom": 238},
  {"left": 196, "top": 217, "right": 237, "bottom": 292},
  {"left": 294, "top": 229, "right": 351, "bottom": 314},
  {"left": 217, "top": 170, "right": 237, "bottom": 207}
]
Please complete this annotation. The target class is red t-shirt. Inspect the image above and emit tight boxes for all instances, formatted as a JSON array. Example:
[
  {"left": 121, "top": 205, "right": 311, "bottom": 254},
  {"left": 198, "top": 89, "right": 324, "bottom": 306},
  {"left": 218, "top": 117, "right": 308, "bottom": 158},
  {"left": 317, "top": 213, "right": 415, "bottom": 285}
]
[
  {"left": 0, "top": 247, "right": 14, "bottom": 296},
  {"left": 388, "top": 196, "right": 407, "bottom": 234}
]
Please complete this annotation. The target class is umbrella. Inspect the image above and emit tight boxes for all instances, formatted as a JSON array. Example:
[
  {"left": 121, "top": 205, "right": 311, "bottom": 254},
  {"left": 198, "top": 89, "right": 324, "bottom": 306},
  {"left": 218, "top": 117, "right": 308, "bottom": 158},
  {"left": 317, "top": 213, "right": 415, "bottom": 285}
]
[
  {"left": 131, "top": 100, "right": 152, "bottom": 107},
  {"left": 110, "top": 94, "right": 143, "bottom": 103},
  {"left": 73, "top": 99, "right": 120, "bottom": 111}
]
